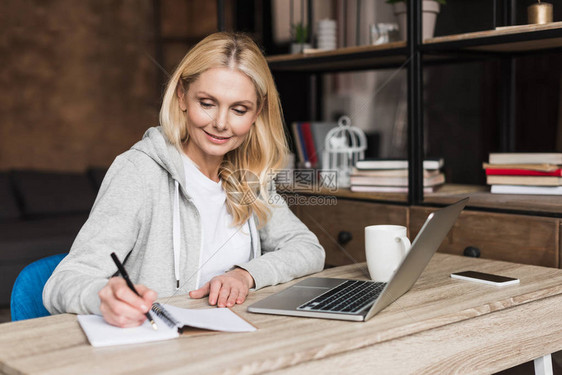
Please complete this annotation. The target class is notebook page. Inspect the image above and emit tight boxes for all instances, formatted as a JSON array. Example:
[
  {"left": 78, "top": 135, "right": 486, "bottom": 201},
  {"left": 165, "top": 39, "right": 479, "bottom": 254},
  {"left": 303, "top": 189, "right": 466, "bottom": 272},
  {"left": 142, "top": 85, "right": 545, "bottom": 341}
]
[
  {"left": 77, "top": 314, "right": 179, "bottom": 347},
  {"left": 161, "top": 304, "right": 256, "bottom": 332}
]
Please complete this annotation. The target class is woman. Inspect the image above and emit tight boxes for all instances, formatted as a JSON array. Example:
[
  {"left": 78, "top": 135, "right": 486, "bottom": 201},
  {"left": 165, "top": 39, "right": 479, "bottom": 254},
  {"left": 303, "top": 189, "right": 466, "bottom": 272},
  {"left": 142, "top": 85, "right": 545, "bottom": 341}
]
[{"left": 43, "top": 32, "right": 325, "bottom": 328}]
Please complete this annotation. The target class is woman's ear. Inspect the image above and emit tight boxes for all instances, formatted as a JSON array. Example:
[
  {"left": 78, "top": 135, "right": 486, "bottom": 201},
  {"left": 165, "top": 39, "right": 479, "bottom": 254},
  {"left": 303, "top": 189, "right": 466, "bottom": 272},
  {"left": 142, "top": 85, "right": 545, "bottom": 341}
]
[{"left": 177, "top": 83, "right": 187, "bottom": 112}]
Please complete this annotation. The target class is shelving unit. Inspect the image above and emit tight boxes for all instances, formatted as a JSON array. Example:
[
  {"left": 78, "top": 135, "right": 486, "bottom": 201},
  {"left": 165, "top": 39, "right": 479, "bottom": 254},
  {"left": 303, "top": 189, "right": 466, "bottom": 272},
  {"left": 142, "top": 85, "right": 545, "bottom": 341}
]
[{"left": 267, "top": 2, "right": 562, "bottom": 218}]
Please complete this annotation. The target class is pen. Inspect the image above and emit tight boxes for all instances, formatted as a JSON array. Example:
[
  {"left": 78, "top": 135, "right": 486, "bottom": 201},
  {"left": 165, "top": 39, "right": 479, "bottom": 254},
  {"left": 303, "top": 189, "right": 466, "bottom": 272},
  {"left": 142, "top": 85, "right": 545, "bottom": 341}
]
[{"left": 110, "top": 252, "right": 158, "bottom": 330}]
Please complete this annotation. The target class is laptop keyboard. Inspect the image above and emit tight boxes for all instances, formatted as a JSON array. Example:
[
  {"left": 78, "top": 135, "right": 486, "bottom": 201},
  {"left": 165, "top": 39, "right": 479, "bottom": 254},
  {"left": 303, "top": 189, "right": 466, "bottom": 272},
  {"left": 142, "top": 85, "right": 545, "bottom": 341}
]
[{"left": 297, "top": 280, "right": 387, "bottom": 314}]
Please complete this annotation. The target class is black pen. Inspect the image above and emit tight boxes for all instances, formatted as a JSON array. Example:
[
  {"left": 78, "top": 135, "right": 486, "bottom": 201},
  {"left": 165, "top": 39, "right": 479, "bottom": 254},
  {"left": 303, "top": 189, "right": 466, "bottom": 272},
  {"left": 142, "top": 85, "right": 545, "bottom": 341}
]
[{"left": 110, "top": 252, "right": 158, "bottom": 330}]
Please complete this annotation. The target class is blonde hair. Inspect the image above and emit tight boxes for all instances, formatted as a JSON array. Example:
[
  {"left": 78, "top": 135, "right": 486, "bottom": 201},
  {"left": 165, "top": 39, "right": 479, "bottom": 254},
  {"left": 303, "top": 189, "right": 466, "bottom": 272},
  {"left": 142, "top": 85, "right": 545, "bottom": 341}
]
[{"left": 160, "top": 32, "right": 288, "bottom": 227}]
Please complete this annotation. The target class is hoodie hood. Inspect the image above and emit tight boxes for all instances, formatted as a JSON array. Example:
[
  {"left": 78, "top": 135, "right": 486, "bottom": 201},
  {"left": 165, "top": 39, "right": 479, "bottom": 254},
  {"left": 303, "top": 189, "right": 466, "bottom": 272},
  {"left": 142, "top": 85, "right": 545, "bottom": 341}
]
[{"left": 132, "top": 127, "right": 190, "bottom": 197}]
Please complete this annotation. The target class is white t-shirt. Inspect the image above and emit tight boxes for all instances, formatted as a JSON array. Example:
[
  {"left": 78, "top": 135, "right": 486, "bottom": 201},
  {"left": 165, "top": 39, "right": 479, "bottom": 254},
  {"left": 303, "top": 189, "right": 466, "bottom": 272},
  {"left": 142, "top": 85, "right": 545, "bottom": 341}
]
[{"left": 182, "top": 155, "right": 251, "bottom": 288}]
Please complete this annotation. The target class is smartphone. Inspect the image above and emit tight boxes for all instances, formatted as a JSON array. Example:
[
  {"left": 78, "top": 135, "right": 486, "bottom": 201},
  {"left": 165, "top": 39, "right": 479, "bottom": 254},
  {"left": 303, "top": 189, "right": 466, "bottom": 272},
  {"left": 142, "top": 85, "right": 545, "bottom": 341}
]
[{"left": 450, "top": 270, "right": 520, "bottom": 286}]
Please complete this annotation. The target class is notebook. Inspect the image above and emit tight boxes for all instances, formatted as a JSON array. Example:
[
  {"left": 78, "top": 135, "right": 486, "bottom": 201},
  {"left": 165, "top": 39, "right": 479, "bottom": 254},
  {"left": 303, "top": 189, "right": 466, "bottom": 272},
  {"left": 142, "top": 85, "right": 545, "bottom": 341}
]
[
  {"left": 247, "top": 198, "right": 468, "bottom": 322},
  {"left": 78, "top": 303, "right": 256, "bottom": 347}
]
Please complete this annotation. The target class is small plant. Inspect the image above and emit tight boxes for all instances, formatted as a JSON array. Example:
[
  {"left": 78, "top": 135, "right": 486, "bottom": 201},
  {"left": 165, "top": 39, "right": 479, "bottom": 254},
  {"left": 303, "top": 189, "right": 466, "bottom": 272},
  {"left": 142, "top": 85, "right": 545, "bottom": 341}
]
[
  {"left": 291, "top": 23, "right": 309, "bottom": 44},
  {"left": 386, "top": 0, "right": 446, "bottom": 4}
]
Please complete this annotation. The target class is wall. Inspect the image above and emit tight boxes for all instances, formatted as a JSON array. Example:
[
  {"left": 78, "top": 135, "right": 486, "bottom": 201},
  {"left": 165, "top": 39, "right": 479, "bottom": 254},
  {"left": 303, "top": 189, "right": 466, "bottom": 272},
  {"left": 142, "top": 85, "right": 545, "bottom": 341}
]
[{"left": 0, "top": 0, "right": 160, "bottom": 172}]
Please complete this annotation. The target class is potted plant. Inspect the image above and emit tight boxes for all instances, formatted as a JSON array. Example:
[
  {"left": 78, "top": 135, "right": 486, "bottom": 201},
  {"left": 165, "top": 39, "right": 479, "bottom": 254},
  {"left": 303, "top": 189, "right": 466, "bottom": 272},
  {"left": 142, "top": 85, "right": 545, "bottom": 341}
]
[
  {"left": 290, "top": 22, "right": 311, "bottom": 54},
  {"left": 386, "top": 0, "right": 445, "bottom": 41}
]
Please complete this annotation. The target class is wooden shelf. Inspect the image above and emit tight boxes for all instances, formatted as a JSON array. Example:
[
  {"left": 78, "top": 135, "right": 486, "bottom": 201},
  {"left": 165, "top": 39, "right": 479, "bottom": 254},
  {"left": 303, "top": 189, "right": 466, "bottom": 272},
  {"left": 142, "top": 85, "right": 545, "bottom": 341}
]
[
  {"left": 423, "top": 21, "right": 562, "bottom": 53},
  {"left": 425, "top": 189, "right": 562, "bottom": 216},
  {"left": 267, "top": 41, "right": 407, "bottom": 72},
  {"left": 279, "top": 185, "right": 408, "bottom": 203},
  {"left": 278, "top": 184, "right": 486, "bottom": 205},
  {"left": 280, "top": 183, "right": 562, "bottom": 216}
]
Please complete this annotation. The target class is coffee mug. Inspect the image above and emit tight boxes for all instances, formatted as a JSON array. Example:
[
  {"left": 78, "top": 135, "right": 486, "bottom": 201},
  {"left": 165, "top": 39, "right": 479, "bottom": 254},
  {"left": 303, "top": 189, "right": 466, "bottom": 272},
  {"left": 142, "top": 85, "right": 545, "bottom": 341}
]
[{"left": 365, "top": 225, "right": 411, "bottom": 282}]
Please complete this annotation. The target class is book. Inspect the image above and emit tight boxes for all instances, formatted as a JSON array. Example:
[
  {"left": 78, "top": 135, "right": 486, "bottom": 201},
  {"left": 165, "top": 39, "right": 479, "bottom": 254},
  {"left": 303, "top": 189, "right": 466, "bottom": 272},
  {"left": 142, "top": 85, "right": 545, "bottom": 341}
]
[
  {"left": 355, "top": 158, "right": 444, "bottom": 170},
  {"left": 291, "top": 122, "right": 306, "bottom": 164},
  {"left": 350, "top": 185, "right": 438, "bottom": 193},
  {"left": 351, "top": 168, "right": 441, "bottom": 178},
  {"left": 486, "top": 175, "right": 562, "bottom": 186},
  {"left": 300, "top": 122, "right": 318, "bottom": 166},
  {"left": 484, "top": 168, "right": 562, "bottom": 177},
  {"left": 77, "top": 303, "right": 256, "bottom": 347},
  {"left": 350, "top": 173, "right": 445, "bottom": 187},
  {"left": 482, "top": 162, "right": 561, "bottom": 172},
  {"left": 488, "top": 153, "right": 562, "bottom": 165},
  {"left": 490, "top": 185, "right": 562, "bottom": 195}
]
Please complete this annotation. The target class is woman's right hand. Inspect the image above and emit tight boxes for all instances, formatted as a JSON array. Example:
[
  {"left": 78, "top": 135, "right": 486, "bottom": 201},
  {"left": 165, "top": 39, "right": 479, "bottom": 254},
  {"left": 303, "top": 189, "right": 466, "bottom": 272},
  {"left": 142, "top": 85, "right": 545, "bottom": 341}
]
[{"left": 98, "top": 277, "right": 157, "bottom": 328}]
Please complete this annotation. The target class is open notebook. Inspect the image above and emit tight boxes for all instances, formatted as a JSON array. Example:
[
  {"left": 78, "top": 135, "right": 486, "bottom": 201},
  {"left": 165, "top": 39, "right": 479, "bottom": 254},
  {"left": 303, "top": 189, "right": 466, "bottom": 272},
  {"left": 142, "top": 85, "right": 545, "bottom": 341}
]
[{"left": 78, "top": 303, "right": 256, "bottom": 347}]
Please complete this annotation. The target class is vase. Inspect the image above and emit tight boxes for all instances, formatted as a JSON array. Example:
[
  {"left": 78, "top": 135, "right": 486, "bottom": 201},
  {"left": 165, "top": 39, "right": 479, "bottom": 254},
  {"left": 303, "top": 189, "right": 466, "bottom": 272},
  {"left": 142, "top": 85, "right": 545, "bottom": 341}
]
[
  {"left": 394, "top": 0, "right": 440, "bottom": 41},
  {"left": 290, "top": 43, "right": 312, "bottom": 54}
]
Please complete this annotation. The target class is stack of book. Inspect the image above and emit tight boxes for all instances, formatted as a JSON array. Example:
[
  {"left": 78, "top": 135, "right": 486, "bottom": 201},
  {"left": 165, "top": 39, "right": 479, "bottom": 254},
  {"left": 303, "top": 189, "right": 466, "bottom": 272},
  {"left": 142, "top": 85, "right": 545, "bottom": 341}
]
[
  {"left": 484, "top": 153, "right": 562, "bottom": 195},
  {"left": 350, "top": 158, "right": 445, "bottom": 193}
]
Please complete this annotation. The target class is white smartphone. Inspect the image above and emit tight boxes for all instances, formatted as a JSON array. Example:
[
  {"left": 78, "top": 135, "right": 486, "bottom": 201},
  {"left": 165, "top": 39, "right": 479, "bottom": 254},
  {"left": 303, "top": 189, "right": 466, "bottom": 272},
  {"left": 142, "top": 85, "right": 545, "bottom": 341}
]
[{"left": 450, "top": 270, "right": 520, "bottom": 286}]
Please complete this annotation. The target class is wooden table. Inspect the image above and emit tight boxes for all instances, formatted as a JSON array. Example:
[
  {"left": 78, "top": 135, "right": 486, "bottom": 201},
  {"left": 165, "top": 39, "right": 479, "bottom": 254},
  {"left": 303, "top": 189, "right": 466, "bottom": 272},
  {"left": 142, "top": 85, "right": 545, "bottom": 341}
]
[{"left": 2, "top": 253, "right": 562, "bottom": 374}]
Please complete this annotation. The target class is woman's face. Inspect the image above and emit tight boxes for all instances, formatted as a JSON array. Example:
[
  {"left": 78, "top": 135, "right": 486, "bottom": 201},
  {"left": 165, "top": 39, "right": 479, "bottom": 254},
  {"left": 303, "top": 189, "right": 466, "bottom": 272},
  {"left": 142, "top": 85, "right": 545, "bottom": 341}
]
[{"left": 178, "top": 67, "right": 260, "bottom": 166}]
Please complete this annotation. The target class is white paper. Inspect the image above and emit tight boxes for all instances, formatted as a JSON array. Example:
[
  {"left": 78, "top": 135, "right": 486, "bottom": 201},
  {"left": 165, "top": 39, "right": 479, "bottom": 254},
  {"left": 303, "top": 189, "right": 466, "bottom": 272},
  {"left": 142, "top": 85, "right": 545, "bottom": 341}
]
[
  {"left": 78, "top": 305, "right": 255, "bottom": 347},
  {"left": 77, "top": 315, "right": 178, "bottom": 347},
  {"left": 161, "top": 304, "right": 256, "bottom": 333}
]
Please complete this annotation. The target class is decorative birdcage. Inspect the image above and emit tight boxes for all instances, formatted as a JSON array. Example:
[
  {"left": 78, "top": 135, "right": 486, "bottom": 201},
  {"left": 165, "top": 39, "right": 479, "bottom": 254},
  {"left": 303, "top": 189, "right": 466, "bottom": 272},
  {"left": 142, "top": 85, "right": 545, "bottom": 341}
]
[{"left": 322, "top": 116, "right": 367, "bottom": 188}]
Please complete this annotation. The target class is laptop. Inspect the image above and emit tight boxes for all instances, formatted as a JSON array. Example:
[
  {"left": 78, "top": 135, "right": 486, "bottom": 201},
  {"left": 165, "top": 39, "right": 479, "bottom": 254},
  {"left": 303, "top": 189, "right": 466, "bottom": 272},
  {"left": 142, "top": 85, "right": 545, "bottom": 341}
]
[{"left": 248, "top": 198, "right": 468, "bottom": 322}]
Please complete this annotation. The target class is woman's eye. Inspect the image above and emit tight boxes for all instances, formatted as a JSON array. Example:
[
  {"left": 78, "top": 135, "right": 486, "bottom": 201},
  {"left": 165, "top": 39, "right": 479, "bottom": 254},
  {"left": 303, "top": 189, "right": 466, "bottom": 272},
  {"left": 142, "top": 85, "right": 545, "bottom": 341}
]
[
  {"left": 200, "top": 101, "right": 213, "bottom": 109},
  {"left": 233, "top": 108, "right": 247, "bottom": 115}
]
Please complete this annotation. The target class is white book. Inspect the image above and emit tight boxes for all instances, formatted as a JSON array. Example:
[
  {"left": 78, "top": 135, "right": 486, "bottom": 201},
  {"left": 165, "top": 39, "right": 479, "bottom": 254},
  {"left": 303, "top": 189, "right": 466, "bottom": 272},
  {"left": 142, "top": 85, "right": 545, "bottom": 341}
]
[
  {"left": 78, "top": 303, "right": 256, "bottom": 347},
  {"left": 489, "top": 153, "right": 562, "bottom": 165},
  {"left": 350, "top": 185, "right": 437, "bottom": 193},
  {"left": 355, "top": 158, "right": 444, "bottom": 170},
  {"left": 490, "top": 184, "right": 562, "bottom": 195},
  {"left": 350, "top": 173, "right": 445, "bottom": 187},
  {"left": 351, "top": 168, "right": 441, "bottom": 178}
]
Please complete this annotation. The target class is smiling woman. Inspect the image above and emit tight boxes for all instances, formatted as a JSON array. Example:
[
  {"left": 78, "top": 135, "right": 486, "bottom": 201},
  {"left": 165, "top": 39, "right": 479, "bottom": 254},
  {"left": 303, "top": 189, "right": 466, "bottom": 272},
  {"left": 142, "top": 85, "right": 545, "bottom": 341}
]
[{"left": 42, "top": 32, "right": 325, "bottom": 329}]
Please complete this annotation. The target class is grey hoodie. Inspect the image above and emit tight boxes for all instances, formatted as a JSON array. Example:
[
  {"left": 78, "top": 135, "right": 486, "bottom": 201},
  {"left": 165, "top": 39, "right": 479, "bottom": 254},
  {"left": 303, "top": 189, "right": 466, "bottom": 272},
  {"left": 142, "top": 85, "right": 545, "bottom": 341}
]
[{"left": 43, "top": 127, "right": 325, "bottom": 315}]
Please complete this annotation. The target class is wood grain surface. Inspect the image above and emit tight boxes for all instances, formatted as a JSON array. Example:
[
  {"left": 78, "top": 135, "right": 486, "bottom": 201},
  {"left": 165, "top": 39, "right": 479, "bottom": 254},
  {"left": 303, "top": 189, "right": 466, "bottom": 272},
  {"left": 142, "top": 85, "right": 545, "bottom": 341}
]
[
  {"left": 424, "top": 190, "right": 562, "bottom": 215},
  {"left": 2, "top": 254, "right": 562, "bottom": 374},
  {"left": 424, "top": 21, "right": 562, "bottom": 52},
  {"left": 410, "top": 207, "right": 560, "bottom": 267},
  {"left": 266, "top": 41, "right": 407, "bottom": 63}
]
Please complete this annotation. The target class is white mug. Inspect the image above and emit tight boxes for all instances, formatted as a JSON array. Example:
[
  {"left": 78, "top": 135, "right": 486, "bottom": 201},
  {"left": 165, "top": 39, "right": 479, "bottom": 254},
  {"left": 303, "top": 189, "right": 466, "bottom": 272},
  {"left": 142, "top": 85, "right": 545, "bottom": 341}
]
[{"left": 365, "top": 225, "right": 412, "bottom": 282}]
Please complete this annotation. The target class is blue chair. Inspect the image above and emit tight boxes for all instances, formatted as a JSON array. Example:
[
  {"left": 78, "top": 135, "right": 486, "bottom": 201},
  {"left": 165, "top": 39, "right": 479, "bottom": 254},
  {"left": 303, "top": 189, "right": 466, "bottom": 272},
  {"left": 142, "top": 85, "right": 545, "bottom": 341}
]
[{"left": 10, "top": 253, "right": 67, "bottom": 321}]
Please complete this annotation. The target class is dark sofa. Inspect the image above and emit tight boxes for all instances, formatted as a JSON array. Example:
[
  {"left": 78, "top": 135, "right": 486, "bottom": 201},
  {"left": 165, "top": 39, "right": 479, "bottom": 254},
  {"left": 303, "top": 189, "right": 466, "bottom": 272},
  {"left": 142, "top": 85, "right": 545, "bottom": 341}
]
[{"left": 0, "top": 168, "right": 106, "bottom": 307}]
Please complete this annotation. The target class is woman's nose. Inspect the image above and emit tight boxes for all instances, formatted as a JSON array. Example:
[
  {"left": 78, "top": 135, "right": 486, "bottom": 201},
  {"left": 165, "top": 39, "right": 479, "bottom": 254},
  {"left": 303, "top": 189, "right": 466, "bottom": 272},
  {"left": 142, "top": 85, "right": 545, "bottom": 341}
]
[{"left": 213, "top": 109, "right": 228, "bottom": 131}]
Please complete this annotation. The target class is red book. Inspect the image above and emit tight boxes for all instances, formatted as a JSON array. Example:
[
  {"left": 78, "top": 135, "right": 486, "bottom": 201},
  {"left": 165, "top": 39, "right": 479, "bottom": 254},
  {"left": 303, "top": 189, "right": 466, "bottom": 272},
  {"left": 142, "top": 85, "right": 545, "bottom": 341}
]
[
  {"left": 300, "top": 122, "right": 318, "bottom": 166},
  {"left": 485, "top": 168, "right": 562, "bottom": 176}
]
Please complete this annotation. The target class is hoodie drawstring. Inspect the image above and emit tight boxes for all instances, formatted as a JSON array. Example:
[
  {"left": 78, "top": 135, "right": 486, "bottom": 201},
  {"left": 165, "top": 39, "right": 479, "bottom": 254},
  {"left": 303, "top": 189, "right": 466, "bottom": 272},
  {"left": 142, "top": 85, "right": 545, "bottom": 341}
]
[{"left": 173, "top": 180, "right": 181, "bottom": 289}]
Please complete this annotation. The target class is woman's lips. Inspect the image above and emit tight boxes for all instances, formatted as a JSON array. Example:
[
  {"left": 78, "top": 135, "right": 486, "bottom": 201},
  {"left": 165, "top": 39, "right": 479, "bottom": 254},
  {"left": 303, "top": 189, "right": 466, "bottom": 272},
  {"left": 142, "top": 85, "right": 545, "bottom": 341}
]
[{"left": 203, "top": 130, "right": 231, "bottom": 144}]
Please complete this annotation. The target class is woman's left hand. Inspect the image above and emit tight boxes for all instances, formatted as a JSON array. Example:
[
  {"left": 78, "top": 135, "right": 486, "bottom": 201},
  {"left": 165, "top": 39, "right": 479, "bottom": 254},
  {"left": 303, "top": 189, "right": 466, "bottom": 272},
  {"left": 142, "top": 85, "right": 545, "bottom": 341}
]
[{"left": 189, "top": 268, "right": 255, "bottom": 307}]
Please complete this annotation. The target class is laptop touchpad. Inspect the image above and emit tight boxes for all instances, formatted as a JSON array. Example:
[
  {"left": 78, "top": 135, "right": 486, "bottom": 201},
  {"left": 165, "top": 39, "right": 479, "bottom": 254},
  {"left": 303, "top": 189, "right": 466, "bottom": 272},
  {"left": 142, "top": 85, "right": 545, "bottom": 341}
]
[{"left": 249, "top": 278, "right": 347, "bottom": 310}]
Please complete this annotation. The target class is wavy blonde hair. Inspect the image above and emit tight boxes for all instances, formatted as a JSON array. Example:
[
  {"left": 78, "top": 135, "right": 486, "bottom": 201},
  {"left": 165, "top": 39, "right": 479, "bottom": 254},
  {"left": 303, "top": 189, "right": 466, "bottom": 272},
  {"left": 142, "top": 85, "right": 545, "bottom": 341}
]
[{"left": 160, "top": 32, "right": 288, "bottom": 227}]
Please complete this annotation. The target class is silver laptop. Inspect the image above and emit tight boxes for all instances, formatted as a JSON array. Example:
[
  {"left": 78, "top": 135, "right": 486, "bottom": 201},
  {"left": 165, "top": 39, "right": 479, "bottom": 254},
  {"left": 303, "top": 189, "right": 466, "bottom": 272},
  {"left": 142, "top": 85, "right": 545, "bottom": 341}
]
[{"left": 248, "top": 198, "right": 468, "bottom": 322}]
